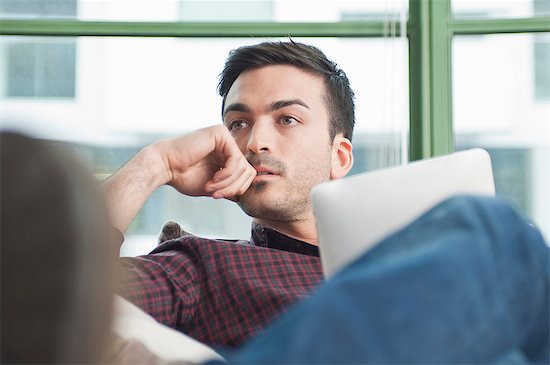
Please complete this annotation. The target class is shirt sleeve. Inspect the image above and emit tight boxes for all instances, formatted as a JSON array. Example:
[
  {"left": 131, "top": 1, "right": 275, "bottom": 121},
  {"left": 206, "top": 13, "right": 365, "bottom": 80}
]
[{"left": 116, "top": 253, "right": 199, "bottom": 332}]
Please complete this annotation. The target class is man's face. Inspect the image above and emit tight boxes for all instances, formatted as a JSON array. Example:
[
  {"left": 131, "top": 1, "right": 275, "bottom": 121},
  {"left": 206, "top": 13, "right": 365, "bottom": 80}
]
[{"left": 223, "top": 64, "right": 333, "bottom": 222}]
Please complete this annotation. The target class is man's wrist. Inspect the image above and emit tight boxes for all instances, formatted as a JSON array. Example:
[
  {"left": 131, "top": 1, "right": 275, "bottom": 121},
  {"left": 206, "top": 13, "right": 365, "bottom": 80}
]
[{"left": 137, "top": 142, "right": 172, "bottom": 190}]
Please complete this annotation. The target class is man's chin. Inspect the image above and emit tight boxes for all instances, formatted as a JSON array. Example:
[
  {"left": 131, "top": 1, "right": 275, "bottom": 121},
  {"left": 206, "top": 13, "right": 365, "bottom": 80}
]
[
  {"left": 249, "top": 179, "right": 269, "bottom": 191},
  {"left": 238, "top": 182, "right": 268, "bottom": 206},
  {"left": 237, "top": 183, "right": 281, "bottom": 218}
]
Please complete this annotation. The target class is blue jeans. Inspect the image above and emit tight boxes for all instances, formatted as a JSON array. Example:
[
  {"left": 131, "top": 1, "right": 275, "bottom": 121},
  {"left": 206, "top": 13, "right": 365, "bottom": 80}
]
[{"left": 219, "top": 196, "right": 549, "bottom": 364}]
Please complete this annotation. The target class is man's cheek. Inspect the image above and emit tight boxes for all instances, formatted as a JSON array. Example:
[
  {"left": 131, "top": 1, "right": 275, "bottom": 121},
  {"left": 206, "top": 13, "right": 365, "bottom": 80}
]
[{"left": 232, "top": 135, "right": 247, "bottom": 154}]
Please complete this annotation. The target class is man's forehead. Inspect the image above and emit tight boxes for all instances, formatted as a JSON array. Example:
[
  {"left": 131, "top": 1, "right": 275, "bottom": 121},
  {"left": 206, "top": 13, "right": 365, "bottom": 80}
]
[{"left": 224, "top": 65, "right": 326, "bottom": 113}]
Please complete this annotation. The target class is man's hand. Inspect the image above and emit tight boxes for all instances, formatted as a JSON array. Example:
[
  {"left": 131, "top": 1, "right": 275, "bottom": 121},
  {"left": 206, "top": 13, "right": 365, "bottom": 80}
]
[
  {"left": 102, "top": 125, "right": 256, "bottom": 233},
  {"left": 155, "top": 125, "right": 255, "bottom": 199}
]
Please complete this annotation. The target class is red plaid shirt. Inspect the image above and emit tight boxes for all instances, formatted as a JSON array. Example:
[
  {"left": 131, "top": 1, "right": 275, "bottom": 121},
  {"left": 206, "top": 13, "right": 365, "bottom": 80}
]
[{"left": 117, "top": 223, "right": 323, "bottom": 348}]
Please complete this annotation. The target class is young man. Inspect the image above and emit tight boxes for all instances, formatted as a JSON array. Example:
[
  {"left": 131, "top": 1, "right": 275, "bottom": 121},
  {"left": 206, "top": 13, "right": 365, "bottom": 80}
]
[
  {"left": 104, "top": 41, "right": 355, "bottom": 347},
  {"left": 103, "top": 42, "right": 549, "bottom": 364}
]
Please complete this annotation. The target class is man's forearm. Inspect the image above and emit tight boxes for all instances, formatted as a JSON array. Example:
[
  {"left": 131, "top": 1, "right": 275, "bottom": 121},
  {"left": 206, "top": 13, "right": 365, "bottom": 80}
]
[
  {"left": 102, "top": 143, "right": 168, "bottom": 233},
  {"left": 101, "top": 126, "right": 256, "bottom": 233}
]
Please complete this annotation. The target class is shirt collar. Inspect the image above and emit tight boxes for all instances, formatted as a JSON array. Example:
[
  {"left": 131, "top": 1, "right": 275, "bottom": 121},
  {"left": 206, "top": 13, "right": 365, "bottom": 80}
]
[{"left": 250, "top": 222, "right": 319, "bottom": 257}]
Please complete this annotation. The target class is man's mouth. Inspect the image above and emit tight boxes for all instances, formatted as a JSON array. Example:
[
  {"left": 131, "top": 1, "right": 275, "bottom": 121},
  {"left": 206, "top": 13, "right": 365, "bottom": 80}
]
[
  {"left": 253, "top": 166, "right": 280, "bottom": 181},
  {"left": 247, "top": 154, "right": 286, "bottom": 179},
  {"left": 254, "top": 165, "right": 279, "bottom": 176}
]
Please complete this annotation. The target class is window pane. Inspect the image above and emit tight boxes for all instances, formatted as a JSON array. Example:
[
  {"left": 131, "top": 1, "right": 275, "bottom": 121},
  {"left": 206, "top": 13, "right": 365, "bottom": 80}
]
[
  {"left": 453, "top": 33, "right": 550, "bottom": 241},
  {"left": 452, "top": 0, "right": 550, "bottom": 19},
  {"left": 0, "top": 0, "right": 76, "bottom": 18},
  {"left": 0, "top": 0, "right": 407, "bottom": 22},
  {"left": 0, "top": 36, "right": 408, "bottom": 255},
  {"left": 5, "top": 40, "right": 76, "bottom": 98}
]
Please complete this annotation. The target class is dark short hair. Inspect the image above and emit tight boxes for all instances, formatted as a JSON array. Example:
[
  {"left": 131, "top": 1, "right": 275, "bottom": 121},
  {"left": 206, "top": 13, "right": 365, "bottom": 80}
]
[{"left": 218, "top": 41, "right": 355, "bottom": 141}]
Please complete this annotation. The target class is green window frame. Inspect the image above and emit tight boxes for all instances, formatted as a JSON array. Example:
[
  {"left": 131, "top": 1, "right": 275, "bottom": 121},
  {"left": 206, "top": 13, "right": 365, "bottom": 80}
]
[{"left": 1, "top": 0, "right": 549, "bottom": 161}]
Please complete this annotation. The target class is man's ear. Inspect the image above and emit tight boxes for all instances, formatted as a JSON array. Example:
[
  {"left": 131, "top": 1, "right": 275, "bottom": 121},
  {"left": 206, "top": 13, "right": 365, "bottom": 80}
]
[{"left": 330, "top": 135, "right": 353, "bottom": 180}]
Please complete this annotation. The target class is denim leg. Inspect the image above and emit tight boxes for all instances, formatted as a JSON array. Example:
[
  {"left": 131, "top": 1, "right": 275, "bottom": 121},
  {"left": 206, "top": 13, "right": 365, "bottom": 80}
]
[{"left": 228, "top": 195, "right": 549, "bottom": 364}]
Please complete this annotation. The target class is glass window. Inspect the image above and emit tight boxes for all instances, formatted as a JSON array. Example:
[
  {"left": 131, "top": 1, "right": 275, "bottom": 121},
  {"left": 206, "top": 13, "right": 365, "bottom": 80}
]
[
  {"left": 0, "top": 0, "right": 77, "bottom": 18},
  {"left": 0, "top": 36, "right": 408, "bottom": 255},
  {"left": 0, "top": 0, "right": 77, "bottom": 98},
  {"left": 0, "top": 0, "right": 407, "bottom": 23},
  {"left": 3, "top": 39, "right": 76, "bottom": 98},
  {"left": 534, "top": 33, "right": 550, "bottom": 100},
  {"left": 452, "top": 0, "right": 550, "bottom": 19},
  {"left": 453, "top": 33, "right": 550, "bottom": 241}
]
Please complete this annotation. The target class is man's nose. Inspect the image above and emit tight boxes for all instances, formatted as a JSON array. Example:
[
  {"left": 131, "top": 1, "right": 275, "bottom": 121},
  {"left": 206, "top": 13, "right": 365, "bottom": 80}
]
[{"left": 246, "top": 120, "right": 274, "bottom": 154}]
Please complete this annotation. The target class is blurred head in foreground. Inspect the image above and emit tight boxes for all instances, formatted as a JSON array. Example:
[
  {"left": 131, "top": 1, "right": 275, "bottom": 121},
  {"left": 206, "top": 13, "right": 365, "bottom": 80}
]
[{"left": 1, "top": 132, "right": 117, "bottom": 363}]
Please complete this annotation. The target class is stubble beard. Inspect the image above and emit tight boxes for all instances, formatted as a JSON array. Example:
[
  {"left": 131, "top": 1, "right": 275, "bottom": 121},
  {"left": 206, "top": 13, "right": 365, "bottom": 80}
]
[
  {"left": 237, "top": 152, "right": 332, "bottom": 223},
  {"left": 238, "top": 178, "right": 312, "bottom": 222}
]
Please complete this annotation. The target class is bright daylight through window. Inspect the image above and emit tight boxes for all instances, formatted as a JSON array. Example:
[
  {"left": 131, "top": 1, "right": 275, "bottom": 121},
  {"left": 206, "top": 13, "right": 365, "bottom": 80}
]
[{"left": 0, "top": 0, "right": 548, "bottom": 255}]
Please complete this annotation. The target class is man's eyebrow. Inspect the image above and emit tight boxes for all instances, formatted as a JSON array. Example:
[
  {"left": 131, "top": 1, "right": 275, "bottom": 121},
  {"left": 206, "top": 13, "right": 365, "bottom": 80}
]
[
  {"left": 268, "top": 99, "right": 310, "bottom": 112},
  {"left": 222, "top": 99, "right": 310, "bottom": 118},
  {"left": 223, "top": 103, "right": 251, "bottom": 118}
]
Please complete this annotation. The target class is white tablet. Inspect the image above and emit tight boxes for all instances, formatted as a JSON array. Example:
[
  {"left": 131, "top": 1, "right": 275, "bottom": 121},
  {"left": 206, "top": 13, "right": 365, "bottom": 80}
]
[{"left": 312, "top": 148, "right": 495, "bottom": 278}]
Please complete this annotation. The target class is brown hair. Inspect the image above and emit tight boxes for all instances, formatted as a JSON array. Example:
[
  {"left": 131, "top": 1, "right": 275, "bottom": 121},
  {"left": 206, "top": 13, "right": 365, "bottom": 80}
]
[
  {"left": 218, "top": 41, "right": 355, "bottom": 141},
  {"left": 0, "top": 132, "right": 116, "bottom": 364}
]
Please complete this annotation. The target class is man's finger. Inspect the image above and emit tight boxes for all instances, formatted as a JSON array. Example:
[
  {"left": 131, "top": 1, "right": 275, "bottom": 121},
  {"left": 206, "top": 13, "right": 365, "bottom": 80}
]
[
  {"left": 206, "top": 156, "right": 252, "bottom": 191},
  {"left": 212, "top": 164, "right": 256, "bottom": 200}
]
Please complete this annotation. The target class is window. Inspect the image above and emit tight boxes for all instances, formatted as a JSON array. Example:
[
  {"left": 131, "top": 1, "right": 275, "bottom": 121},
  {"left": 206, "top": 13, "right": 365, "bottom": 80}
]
[
  {"left": 452, "top": 0, "right": 550, "bottom": 19},
  {"left": 0, "top": 34, "right": 408, "bottom": 255},
  {"left": 534, "top": 33, "right": 550, "bottom": 100},
  {"left": 453, "top": 32, "right": 549, "bottom": 238},
  {"left": 5, "top": 39, "right": 75, "bottom": 97},
  {"left": 0, "top": 0, "right": 76, "bottom": 98},
  {"left": 1, "top": 0, "right": 548, "bottom": 253},
  {"left": 0, "top": 0, "right": 76, "bottom": 18}
]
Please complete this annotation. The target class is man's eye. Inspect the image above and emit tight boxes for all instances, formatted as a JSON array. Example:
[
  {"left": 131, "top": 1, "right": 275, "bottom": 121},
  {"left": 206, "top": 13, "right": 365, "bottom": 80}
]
[
  {"left": 280, "top": 116, "right": 298, "bottom": 126},
  {"left": 229, "top": 120, "right": 249, "bottom": 131}
]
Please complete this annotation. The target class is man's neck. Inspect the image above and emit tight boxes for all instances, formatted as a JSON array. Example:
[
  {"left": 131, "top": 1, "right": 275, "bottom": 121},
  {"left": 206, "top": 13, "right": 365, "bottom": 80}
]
[{"left": 254, "top": 215, "right": 319, "bottom": 246}]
